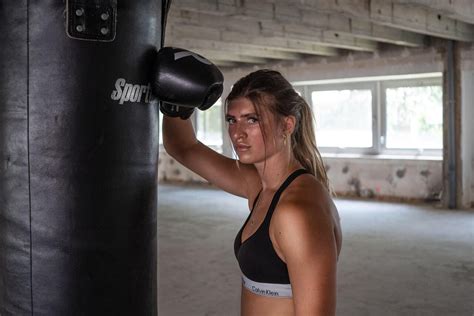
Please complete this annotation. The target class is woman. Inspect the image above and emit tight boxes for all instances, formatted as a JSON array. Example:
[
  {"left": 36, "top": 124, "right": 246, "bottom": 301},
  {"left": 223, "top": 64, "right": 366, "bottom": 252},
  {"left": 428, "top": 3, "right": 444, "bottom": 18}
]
[{"left": 162, "top": 69, "right": 342, "bottom": 316}]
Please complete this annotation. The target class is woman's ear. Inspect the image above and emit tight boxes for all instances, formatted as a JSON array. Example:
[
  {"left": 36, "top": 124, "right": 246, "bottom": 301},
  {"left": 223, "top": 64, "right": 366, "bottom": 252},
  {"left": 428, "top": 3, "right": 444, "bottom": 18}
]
[{"left": 283, "top": 115, "right": 297, "bottom": 135}]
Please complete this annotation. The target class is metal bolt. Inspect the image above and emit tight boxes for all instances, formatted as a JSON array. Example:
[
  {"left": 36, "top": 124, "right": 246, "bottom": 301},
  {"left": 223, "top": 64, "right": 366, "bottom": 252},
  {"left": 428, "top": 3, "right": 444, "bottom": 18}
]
[
  {"left": 101, "top": 12, "right": 109, "bottom": 20},
  {"left": 76, "top": 25, "right": 84, "bottom": 32},
  {"left": 75, "top": 8, "right": 84, "bottom": 16},
  {"left": 100, "top": 27, "right": 109, "bottom": 35}
]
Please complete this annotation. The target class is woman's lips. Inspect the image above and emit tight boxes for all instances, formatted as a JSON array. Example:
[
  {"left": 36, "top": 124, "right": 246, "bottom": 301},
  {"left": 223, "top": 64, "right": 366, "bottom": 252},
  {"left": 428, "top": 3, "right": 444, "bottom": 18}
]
[{"left": 235, "top": 144, "right": 250, "bottom": 151}]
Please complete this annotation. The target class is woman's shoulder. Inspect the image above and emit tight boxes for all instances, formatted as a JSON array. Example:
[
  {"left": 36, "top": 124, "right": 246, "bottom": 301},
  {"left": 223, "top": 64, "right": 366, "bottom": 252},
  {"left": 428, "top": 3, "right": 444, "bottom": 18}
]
[
  {"left": 275, "top": 173, "right": 335, "bottom": 221},
  {"left": 285, "top": 172, "right": 331, "bottom": 204}
]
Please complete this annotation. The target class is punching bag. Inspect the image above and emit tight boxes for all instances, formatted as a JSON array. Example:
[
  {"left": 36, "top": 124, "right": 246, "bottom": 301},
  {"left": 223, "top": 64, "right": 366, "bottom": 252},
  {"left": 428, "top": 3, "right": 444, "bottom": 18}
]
[{"left": 0, "top": 1, "right": 165, "bottom": 314}]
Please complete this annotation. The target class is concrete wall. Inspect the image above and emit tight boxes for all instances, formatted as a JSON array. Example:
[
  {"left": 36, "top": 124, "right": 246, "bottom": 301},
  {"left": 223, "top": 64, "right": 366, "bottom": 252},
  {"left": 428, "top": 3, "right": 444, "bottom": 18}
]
[
  {"left": 460, "top": 70, "right": 474, "bottom": 207},
  {"left": 460, "top": 45, "right": 474, "bottom": 207},
  {"left": 324, "top": 156, "right": 442, "bottom": 201},
  {"left": 158, "top": 150, "right": 443, "bottom": 201},
  {"left": 158, "top": 44, "right": 473, "bottom": 205},
  {"left": 158, "top": 150, "right": 207, "bottom": 183}
]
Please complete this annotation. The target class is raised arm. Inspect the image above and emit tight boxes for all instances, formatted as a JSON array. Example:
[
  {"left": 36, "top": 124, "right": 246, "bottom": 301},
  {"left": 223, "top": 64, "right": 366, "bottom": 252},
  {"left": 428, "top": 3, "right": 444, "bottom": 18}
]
[
  {"left": 153, "top": 47, "right": 259, "bottom": 198},
  {"left": 162, "top": 115, "right": 258, "bottom": 198}
]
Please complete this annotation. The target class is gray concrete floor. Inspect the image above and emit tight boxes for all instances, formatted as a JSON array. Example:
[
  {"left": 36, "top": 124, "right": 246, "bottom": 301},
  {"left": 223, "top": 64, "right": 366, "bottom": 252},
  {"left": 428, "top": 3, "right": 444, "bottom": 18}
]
[{"left": 157, "top": 183, "right": 474, "bottom": 316}]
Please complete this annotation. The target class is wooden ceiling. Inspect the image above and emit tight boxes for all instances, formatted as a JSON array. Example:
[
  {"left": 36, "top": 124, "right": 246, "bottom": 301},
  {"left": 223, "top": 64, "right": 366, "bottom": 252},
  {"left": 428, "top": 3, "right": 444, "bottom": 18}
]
[{"left": 164, "top": 0, "right": 474, "bottom": 67}]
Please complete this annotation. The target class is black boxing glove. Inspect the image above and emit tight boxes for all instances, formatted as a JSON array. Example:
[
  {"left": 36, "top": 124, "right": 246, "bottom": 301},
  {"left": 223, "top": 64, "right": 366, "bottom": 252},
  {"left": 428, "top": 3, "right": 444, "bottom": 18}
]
[
  {"left": 160, "top": 102, "right": 195, "bottom": 120},
  {"left": 151, "top": 47, "right": 223, "bottom": 111}
]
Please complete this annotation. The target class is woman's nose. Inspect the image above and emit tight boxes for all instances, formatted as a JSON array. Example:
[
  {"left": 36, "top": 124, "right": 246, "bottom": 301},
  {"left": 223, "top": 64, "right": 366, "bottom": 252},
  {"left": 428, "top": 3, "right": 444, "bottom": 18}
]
[{"left": 232, "top": 123, "right": 246, "bottom": 141}]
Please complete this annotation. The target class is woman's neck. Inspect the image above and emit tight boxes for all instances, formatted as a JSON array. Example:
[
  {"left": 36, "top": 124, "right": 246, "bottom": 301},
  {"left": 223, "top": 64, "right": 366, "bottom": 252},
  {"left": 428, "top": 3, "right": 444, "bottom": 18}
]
[{"left": 254, "top": 153, "right": 303, "bottom": 191}]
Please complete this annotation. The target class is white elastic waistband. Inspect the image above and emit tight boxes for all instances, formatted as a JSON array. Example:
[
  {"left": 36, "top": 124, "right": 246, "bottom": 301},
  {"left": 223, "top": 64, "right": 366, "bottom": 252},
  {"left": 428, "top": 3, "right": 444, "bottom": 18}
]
[{"left": 241, "top": 274, "right": 293, "bottom": 298}]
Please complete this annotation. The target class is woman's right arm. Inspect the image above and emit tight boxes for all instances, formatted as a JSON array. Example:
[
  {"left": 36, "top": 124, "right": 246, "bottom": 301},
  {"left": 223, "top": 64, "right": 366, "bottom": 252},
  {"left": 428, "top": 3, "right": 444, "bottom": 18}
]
[{"left": 162, "top": 115, "right": 259, "bottom": 198}]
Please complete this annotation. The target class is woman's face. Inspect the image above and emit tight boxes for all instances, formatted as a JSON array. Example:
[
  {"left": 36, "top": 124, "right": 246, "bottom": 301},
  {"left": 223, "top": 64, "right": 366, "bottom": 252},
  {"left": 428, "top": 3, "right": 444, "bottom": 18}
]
[{"left": 226, "top": 97, "right": 282, "bottom": 164}]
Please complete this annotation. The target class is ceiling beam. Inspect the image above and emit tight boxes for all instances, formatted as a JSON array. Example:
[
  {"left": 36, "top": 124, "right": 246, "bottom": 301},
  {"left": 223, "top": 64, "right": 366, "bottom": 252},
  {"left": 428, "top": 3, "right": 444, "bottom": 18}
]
[
  {"left": 167, "top": 38, "right": 303, "bottom": 60},
  {"left": 369, "top": 0, "right": 474, "bottom": 42},
  {"left": 192, "top": 49, "right": 269, "bottom": 64},
  {"left": 212, "top": 60, "right": 237, "bottom": 67},
  {"left": 393, "top": 0, "right": 474, "bottom": 24},
  {"left": 166, "top": 23, "right": 340, "bottom": 57},
  {"left": 171, "top": 0, "right": 425, "bottom": 47},
  {"left": 294, "top": 0, "right": 474, "bottom": 42},
  {"left": 168, "top": 7, "right": 379, "bottom": 52},
  {"left": 304, "top": 13, "right": 425, "bottom": 47},
  {"left": 173, "top": 0, "right": 474, "bottom": 42},
  {"left": 272, "top": 2, "right": 425, "bottom": 47},
  {"left": 259, "top": 19, "right": 378, "bottom": 52}
]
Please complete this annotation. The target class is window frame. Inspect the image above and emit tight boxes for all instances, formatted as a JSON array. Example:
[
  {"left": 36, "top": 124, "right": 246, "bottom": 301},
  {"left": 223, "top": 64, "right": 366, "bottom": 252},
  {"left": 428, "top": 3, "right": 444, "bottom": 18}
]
[
  {"left": 305, "top": 82, "right": 378, "bottom": 155},
  {"left": 294, "top": 73, "right": 443, "bottom": 157},
  {"left": 380, "top": 77, "right": 443, "bottom": 156},
  {"left": 195, "top": 98, "right": 224, "bottom": 152}
]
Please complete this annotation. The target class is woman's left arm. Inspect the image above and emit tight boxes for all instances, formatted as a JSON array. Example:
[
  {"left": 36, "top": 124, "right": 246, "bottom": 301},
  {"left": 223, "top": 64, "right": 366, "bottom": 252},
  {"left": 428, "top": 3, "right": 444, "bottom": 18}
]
[{"left": 273, "top": 200, "right": 338, "bottom": 316}]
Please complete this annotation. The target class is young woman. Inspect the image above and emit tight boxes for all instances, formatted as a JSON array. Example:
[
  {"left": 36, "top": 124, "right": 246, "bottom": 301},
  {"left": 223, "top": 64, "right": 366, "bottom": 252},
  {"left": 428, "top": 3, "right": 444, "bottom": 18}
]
[{"left": 162, "top": 69, "right": 342, "bottom": 316}]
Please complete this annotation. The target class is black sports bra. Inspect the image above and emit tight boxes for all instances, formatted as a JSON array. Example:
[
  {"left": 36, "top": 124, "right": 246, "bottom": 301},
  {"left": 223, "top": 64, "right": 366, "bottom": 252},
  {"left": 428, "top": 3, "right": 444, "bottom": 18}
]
[{"left": 234, "top": 169, "right": 309, "bottom": 287}]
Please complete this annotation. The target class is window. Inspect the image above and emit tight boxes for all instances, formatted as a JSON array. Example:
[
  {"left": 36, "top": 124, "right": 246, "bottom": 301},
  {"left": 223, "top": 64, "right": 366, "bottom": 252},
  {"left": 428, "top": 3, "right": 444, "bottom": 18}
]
[
  {"left": 159, "top": 99, "right": 223, "bottom": 150},
  {"left": 196, "top": 98, "right": 223, "bottom": 148},
  {"left": 312, "top": 88, "right": 373, "bottom": 149},
  {"left": 294, "top": 74, "right": 443, "bottom": 156},
  {"left": 384, "top": 83, "right": 443, "bottom": 151},
  {"left": 159, "top": 111, "right": 164, "bottom": 145}
]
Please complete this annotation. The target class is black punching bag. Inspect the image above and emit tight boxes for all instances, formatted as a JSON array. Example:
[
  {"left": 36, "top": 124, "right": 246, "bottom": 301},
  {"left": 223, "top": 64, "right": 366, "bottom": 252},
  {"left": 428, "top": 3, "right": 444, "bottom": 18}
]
[{"left": 0, "top": 1, "right": 164, "bottom": 314}]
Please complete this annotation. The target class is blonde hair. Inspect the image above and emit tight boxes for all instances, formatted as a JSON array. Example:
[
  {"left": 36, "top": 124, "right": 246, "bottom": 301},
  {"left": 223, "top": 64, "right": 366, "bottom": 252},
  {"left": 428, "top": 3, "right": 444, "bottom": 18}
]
[{"left": 226, "top": 69, "right": 331, "bottom": 192}]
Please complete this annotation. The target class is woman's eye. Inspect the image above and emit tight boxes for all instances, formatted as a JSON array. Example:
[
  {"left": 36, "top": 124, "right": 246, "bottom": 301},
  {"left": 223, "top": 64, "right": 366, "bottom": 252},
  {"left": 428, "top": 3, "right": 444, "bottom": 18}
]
[
  {"left": 248, "top": 117, "right": 258, "bottom": 124},
  {"left": 225, "top": 117, "right": 236, "bottom": 124}
]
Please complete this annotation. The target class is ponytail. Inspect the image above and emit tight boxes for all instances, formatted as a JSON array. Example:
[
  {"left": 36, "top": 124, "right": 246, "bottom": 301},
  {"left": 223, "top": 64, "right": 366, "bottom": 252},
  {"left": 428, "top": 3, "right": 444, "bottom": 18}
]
[{"left": 292, "top": 99, "right": 331, "bottom": 193}]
